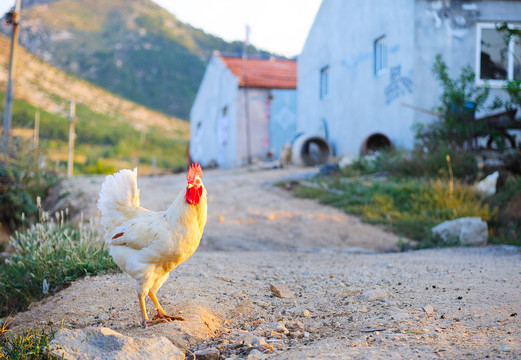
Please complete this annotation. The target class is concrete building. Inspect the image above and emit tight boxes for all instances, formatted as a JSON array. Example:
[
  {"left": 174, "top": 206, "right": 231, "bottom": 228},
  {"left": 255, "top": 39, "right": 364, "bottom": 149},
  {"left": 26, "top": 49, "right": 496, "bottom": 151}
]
[
  {"left": 190, "top": 52, "right": 297, "bottom": 168},
  {"left": 297, "top": 0, "right": 521, "bottom": 159}
]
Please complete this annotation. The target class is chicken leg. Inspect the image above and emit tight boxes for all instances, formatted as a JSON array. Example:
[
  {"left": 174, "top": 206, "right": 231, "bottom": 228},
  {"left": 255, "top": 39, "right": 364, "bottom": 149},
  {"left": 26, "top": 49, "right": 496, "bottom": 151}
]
[
  {"left": 138, "top": 292, "right": 184, "bottom": 328},
  {"left": 149, "top": 291, "right": 184, "bottom": 322}
]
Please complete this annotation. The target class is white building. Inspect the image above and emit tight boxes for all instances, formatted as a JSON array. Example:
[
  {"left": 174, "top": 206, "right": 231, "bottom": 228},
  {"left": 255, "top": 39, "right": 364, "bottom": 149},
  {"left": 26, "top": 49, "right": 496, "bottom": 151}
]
[
  {"left": 298, "top": 0, "right": 521, "bottom": 158},
  {"left": 190, "top": 52, "right": 297, "bottom": 168}
]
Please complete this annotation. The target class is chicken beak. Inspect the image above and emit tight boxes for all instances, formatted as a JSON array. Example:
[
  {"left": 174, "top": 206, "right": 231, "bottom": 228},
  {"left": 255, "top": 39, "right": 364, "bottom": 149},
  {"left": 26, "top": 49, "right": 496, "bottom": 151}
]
[{"left": 187, "top": 183, "right": 194, "bottom": 189}]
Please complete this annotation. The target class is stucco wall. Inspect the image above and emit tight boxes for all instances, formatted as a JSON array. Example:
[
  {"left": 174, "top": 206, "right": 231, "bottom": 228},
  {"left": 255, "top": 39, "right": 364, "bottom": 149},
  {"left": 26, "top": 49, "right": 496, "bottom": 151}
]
[
  {"left": 190, "top": 54, "right": 239, "bottom": 168},
  {"left": 297, "top": 0, "right": 416, "bottom": 157},
  {"left": 298, "top": 0, "right": 521, "bottom": 159},
  {"left": 235, "top": 88, "right": 272, "bottom": 166},
  {"left": 269, "top": 89, "right": 297, "bottom": 158}
]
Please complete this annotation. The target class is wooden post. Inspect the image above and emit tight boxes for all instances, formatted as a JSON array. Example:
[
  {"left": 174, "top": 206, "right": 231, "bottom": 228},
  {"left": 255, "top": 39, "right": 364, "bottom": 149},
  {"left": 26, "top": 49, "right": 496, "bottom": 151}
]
[
  {"left": 34, "top": 111, "right": 39, "bottom": 147},
  {"left": 67, "top": 101, "right": 76, "bottom": 177},
  {"left": 2, "top": 0, "right": 22, "bottom": 152}
]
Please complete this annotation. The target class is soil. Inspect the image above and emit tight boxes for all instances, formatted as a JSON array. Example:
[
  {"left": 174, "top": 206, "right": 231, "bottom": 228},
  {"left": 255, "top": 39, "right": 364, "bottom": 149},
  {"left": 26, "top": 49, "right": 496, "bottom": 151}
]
[{"left": 9, "top": 167, "right": 521, "bottom": 359}]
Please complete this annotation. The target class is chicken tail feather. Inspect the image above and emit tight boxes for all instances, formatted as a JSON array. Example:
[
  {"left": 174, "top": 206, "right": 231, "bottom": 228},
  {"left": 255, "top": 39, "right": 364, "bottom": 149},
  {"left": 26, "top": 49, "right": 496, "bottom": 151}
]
[{"left": 97, "top": 168, "right": 141, "bottom": 228}]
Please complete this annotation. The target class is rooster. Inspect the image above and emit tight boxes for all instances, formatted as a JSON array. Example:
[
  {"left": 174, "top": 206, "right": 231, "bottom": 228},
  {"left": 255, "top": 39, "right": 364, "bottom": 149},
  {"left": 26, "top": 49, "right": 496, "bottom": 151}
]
[{"left": 97, "top": 163, "right": 207, "bottom": 327}]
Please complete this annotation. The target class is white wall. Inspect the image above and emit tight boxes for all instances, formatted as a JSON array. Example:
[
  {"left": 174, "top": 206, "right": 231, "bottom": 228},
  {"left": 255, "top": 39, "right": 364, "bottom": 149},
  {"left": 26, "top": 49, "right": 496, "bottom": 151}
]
[
  {"left": 298, "top": 0, "right": 521, "bottom": 159},
  {"left": 235, "top": 88, "right": 272, "bottom": 166},
  {"left": 298, "top": 0, "right": 416, "bottom": 157},
  {"left": 190, "top": 54, "right": 239, "bottom": 168}
]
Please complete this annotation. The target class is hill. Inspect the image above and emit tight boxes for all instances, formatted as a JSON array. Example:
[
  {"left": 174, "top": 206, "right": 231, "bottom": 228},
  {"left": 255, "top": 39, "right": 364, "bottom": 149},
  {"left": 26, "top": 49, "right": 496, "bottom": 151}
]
[
  {"left": 0, "top": 0, "right": 272, "bottom": 119},
  {"left": 0, "top": 32, "right": 190, "bottom": 174}
]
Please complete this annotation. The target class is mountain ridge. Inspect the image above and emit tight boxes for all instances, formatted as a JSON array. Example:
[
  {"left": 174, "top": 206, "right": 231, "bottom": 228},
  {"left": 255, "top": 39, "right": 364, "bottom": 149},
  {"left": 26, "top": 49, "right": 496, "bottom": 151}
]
[{"left": 1, "top": 0, "right": 273, "bottom": 119}]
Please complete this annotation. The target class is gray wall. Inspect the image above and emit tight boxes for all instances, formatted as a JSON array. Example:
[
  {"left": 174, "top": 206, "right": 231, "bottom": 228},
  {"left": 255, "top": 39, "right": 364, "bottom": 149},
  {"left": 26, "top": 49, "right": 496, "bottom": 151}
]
[
  {"left": 190, "top": 54, "right": 239, "bottom": 168},
  {"left": 269, "top": 89, "right": 297, "bottom": 158},
  {"left": 298, "top": 0, "right": 521, "bottom": 159}
]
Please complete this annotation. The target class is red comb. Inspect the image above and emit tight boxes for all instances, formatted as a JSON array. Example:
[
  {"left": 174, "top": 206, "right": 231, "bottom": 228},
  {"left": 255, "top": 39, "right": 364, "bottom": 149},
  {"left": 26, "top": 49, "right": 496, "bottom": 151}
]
[{"left": 187, "top": 163, "right": 202, "bottom": 183}]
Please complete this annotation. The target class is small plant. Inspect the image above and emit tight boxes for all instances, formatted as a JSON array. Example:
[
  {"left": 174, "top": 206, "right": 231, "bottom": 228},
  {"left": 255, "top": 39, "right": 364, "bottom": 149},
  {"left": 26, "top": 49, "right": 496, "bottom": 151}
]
[
  {"left": 415, "top": 55, "right": 491, "bottom": 152},
  {"left": 0, "top": 140, "right": 61, "bottom": 233},
  {"left": 289, "top": 176, "right": 491, "bottom": 247},
  {"left": 0, "top": 215, "right": 118, "bottom": 318},
  {"left": 0, "top": 316, "right": 59, "bottom": 359}
]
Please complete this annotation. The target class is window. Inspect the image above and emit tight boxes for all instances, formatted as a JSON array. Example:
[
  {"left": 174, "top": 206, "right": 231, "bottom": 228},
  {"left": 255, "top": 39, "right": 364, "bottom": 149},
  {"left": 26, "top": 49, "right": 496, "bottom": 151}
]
[
  {"left": 375, "top": 36, "right": 387, "bottom": 75},
  {"left": 320, "top": 66, "right": 329, "bottom": 99},
  {"left": 476, "top": 22, "right": 520, "bottom": 85}
]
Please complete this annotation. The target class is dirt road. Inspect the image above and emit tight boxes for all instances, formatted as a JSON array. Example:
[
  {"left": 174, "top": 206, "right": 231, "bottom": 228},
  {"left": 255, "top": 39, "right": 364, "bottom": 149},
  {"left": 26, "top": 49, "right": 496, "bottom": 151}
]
[{"left": 11, "top": 167, "right": 521, "bottom": 359}]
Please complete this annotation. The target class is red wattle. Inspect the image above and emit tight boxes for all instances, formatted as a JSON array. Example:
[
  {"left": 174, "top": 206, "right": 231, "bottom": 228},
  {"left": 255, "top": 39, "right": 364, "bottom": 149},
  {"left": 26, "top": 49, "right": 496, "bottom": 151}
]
[{"left": 186, "top": 186, "right": 203, "bottom": 205}]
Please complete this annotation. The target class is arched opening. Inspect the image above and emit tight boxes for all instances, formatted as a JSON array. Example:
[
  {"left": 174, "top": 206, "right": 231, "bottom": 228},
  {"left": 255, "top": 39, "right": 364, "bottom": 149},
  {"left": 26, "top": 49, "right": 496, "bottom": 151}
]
[
  {"left": 293, "top": 135, "right": 330, "bottom": 166},
  {"left": 362, "top": 133, "right": 393, "bottom": 155}
]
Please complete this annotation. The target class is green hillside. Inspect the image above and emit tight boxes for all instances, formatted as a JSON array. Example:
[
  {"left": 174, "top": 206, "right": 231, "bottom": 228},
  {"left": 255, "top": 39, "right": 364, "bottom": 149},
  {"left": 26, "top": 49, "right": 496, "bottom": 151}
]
[
  {"left": 0, "top": 91, "right": 188, "bottom": 175},
  {"left": 3, "top": 0, "right": 271, "bottom": 119}
]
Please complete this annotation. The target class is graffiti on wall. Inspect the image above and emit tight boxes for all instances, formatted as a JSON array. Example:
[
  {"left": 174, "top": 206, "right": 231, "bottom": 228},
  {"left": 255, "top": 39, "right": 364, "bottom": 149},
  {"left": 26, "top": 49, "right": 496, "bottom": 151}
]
[{"left": 384, "top": 65, "right": 413, "bottom": 105}]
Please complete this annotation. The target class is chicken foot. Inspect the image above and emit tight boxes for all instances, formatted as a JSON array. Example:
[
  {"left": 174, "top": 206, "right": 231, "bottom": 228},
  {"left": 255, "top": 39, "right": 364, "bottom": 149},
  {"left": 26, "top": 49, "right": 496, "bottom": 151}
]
[
  {"left": 149, "top": 291, "right": 185, "bottom": 321},
  {"left": 139, "top": 292, "right": 184, "bottom": 328}
]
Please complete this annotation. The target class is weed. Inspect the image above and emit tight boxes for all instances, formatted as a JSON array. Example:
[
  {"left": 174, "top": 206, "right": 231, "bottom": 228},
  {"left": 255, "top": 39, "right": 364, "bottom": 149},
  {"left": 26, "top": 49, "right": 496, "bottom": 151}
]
[
  {"left": 0, "top": 217, "right": 118, "bottom": 318},
  {"left": 291, "top": 176, "right": 491, "bottom": 247},
  {"left": 0, "top": 315, "right": 59, "bottom": 359}
]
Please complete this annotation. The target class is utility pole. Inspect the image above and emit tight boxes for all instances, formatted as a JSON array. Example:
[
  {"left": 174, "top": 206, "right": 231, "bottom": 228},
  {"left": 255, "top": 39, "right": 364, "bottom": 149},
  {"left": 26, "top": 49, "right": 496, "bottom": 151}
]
[
  {"left": 243, "top": 24, "right": 252, "bottom": 165},
  {"left": 67, "top": 101, "right": 76, "bottom": 177},
  {"left": 2, "top": 0, "right": 22, "bottom": 152}
]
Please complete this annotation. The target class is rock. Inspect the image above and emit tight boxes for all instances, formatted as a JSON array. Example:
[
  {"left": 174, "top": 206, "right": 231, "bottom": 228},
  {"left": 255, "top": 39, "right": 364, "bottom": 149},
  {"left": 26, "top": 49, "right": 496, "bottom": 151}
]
[
  {"left": 252, "top": 337, "right": 267, "bottom": 347},
  {"left": 269, "top": 282, "right": 294, "bottom": 299},
  {"left": 238, "top": 332, "right": 255, "bottom": 346},
  {"left": 474, "top": 171, "right": 499, "bottom": 196},
  {"left": 423, "top": 305, "right": 435, "bottom": 315},
  {"left": 339, "top": 155, "right": 356, "bottom": 168},
  {"left": 302, "top": 309, "right": 311, "bottom": 318},
  {"left": 194, "top": 348, "right": 220, "bottom": 360},
  {"left": 49, "top": 327, "right": 184, "bottom": 360},
  {"left": 432, "top": 217, "right": 488, "bottom": 246},
  {"left": 361, "top": 289, "right": 388, "bottom": 301}
]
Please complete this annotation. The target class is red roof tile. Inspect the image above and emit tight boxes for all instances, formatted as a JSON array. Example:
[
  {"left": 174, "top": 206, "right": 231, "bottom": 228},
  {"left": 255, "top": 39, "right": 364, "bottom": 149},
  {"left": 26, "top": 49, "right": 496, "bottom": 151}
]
[{"left": 218, "top": 54, "right": 297, "bottom": 89}]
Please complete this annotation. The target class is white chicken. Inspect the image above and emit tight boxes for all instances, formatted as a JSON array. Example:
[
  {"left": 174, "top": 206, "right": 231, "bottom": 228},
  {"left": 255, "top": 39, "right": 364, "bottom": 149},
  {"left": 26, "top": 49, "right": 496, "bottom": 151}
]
[{"left": 97, "top": 163, "right": 207, "bottom": 327}]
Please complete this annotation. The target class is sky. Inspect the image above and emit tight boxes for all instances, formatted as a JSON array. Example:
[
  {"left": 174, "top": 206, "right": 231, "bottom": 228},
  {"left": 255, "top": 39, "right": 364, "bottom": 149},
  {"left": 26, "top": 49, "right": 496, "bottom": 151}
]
[{"left": 0, "top": 0, "right": 322, "bottom": 58}]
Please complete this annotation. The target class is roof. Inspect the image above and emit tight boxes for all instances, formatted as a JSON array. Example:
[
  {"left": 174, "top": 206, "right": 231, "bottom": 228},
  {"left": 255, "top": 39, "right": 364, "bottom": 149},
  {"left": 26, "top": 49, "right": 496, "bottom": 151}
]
[{"left": 217, "top": 54, "right": 297, "bottom": 89}]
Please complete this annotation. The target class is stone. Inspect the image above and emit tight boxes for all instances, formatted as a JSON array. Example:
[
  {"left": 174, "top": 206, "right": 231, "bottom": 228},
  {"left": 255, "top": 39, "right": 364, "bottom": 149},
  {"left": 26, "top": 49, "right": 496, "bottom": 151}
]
[
  {"left": 432, "top": 217, "right": 488, "bottom": 246},
  {"left": 474, "top": 171, "right": 499, "bottom": 196},
  {"left": 423, "top": 305, "right": 435, "bottom": 315},
  {"left": 49, "top": 327, "right": 185, "bottom": 360},
  {"left": 361, "top": 289, "right": 388, "bottom": 301},
  {"left": 269, "top": 282, "right": 294, "bottom": 299},
  {"left": 194, "top": 348, "right": 220, "bottom": 360}
]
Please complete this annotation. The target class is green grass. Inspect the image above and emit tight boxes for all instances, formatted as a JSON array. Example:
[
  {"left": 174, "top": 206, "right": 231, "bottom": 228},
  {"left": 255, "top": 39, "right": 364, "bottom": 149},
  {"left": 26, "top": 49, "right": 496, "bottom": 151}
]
[
  {"left": 290, "top": 176, "right": 493, "bottom": 248},
  {"left": 0, "top": 218, "right": 118, "bottom": 318},
  {"left": 0, "top": 91, "right": 188, "bottom": 175},
  {"left": 0, "top": 320, "right": 59, "bottom": 360}
]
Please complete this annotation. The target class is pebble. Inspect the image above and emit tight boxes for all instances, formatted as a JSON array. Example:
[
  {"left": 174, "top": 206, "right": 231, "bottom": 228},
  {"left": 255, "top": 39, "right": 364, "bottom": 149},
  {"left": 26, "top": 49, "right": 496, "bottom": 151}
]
[
  {"left": 361, "top": 289, "right": 388, "bottom": 301},
  {"left": 270, "top": 283, "right": 294, "bottom": 299},
  {"left": 302, "top": 309, "right": 311, "bottom": 317},
  {"left": 423, "top": 304, "right": 435, "bottom": 315},
  {"left": 194, "top": 348, "right": 220, "bottom": 360}
]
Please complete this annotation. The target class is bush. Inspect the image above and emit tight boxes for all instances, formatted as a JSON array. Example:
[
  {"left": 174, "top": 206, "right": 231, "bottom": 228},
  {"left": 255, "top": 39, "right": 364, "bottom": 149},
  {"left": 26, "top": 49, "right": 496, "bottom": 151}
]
[
  {"left": 343, "top": 149, "right": 478, "bottom": 181},
  {"left": 415, "top": 55, "right": 491, "bottom": 152},
  {"left": 0, "top": 218, "right": 118, "bottom": 318},
  {"left": 0, "top": 321, "right": 58, "bottom": 360},
  {"left": 291, "top": 177, "right": 491, "bottom": 247},
  {"left": 0, "top": 143, "right": 61, "bottom": 233}
]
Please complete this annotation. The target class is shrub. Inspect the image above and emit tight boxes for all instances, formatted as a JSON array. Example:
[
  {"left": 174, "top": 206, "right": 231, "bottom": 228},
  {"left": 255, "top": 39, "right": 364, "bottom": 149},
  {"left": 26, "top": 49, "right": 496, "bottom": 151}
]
[
  {"left": 0, "top": 320, "right": 58, "bottom": 360},
  {"left": 291, "top": 177, "right": 491, "bottom": 246},
  {"left": 0, "top": 217, "right": 118, "bottom": 318},
  {"left": 0, "top": 142, "right": 61, "bottom": 232},
  {"left": 415, "top": 55, "right": 491, "bottom": 152}
]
